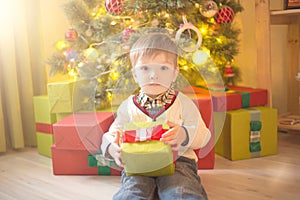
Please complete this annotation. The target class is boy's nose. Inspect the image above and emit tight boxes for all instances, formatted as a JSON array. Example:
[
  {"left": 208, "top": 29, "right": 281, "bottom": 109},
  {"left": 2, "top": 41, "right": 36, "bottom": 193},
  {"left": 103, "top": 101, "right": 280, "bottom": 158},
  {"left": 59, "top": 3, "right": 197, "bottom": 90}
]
[{"left": 149, "top": 70, "right": 157, "bottom": 79}]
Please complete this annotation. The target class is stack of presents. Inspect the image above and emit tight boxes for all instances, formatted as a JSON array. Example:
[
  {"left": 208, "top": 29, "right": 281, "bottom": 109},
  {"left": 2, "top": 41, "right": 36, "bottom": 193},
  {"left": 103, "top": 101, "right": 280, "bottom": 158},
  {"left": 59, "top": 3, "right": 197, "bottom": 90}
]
[{"left": 33, "top": 80, "right": 277, "bottom": 176}]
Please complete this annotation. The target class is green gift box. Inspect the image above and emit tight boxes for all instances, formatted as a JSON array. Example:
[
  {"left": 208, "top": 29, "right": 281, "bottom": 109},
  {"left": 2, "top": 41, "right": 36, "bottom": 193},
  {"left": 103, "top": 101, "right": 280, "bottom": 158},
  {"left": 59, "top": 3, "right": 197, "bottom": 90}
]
[
  {"left": 215, "top": 106, "right": 277, "bottom": 160},
  {"left": 33, "top": 96, "right": 57, "bottom": 124},
  {"left": 47, "top": 81, "right": 74, "bottom": 114}
]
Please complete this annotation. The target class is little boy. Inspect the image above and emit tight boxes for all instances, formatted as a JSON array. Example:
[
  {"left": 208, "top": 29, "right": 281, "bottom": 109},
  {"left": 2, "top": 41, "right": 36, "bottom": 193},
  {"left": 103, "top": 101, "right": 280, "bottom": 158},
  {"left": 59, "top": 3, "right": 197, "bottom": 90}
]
[{"left": 101, "top": 32, "right": 211, "bottom": 199}]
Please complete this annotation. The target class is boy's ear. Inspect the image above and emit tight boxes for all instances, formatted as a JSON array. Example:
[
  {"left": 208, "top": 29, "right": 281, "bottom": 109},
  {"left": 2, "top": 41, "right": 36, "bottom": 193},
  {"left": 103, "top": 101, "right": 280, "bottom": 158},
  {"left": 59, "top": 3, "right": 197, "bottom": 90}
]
[
  {"left": 132, "top": 68, "right": 138, "bottom": 83},
  {"left": 172, "top": 67, "right": 179, "bottom": 82}
]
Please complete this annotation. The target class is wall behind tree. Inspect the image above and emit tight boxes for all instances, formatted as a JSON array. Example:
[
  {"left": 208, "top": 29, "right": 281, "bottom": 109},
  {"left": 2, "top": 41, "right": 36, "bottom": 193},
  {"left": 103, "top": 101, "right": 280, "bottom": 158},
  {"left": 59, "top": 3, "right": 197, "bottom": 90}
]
[{"left": 39, "top": 0, "right": 69, "bottom": 82}]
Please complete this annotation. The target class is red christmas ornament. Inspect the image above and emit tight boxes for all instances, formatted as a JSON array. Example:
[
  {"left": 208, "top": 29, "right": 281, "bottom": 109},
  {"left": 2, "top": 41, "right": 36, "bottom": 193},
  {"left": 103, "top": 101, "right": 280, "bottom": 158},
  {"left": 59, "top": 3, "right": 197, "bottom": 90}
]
[
  {"left": 65, "top": 28, "right": 78, "bottom": 42},
  {"left": 105, "top": 0, "right": 123, "bottom": 15},
  {"left": 224, "top": 62, "right": 235, "bottom": 77},
  {"left": 214, "top": 6, "right": 234, "bottom": 24},
  {"left": 122, "top": 27, "right": 135, "bottom": 43}
]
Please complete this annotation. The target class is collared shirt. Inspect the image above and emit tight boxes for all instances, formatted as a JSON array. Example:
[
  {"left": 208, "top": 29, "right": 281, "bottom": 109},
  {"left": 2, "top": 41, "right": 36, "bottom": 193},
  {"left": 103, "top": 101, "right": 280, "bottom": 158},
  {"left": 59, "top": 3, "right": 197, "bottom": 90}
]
[{"left": 135, "top": 88, "right": 176, "bottom": 116}]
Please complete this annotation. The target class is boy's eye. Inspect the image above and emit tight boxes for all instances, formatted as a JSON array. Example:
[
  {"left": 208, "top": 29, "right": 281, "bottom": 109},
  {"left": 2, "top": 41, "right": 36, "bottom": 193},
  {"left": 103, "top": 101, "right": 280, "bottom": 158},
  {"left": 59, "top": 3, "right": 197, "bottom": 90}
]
[
  {"left": 140, "top": 66, "right": 148, "bottom": 70},
  {"left": 160, "top": 65, "right": 169, "bottom": 70}
]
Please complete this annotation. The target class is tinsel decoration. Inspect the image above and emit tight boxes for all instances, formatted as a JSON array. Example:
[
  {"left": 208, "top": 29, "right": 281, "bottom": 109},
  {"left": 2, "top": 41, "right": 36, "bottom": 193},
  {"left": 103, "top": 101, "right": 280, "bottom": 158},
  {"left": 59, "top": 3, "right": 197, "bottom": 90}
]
[{"left": 214, "top": 6, "right": 235, "bottom": 24}]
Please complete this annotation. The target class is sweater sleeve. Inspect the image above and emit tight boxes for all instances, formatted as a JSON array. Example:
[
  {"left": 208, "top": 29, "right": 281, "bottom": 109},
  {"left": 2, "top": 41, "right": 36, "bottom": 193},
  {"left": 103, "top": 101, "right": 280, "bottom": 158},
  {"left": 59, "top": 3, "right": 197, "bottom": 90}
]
[
  {"left": 101, "top": 98, "right": 131, "bottom": 158},
  {"left": 179, "top": 93, "right": 211, "bottom": 149}
]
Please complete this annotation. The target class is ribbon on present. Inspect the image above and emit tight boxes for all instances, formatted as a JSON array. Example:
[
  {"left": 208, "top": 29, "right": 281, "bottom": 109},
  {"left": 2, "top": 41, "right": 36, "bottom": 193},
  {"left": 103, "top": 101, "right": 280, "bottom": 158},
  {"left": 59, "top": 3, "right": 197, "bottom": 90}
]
[
  {"left": 88, "top": 150, "right": 122, "bottom": 175},
  {"left": 122, "top": 124, "right": 168, "bottom": 143},
  {"left": 248, "top": 109, "right": 262, "bottom": 156}
]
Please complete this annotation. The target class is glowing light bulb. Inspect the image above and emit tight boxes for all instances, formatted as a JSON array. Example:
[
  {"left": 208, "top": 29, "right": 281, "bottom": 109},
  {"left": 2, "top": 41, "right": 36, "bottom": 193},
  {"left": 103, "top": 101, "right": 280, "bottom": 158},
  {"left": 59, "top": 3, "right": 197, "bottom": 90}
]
[
  {"left": 200, "top": 27, "right": 208, "bottom": 35},
  {"left": 182, "top": 65, "right": 189, "bottom": 71},
  {"left": 55, "top": 40, "right": 69, "bottom": 51},
  {"left": 68, "top": 68, "right": 77, "bottom": 77},
  {"left": 111, "top": 71, "right": 119, "bottom": 80},
  {"left": 216, "top": 37, "right": 222, "bottom": 43}
]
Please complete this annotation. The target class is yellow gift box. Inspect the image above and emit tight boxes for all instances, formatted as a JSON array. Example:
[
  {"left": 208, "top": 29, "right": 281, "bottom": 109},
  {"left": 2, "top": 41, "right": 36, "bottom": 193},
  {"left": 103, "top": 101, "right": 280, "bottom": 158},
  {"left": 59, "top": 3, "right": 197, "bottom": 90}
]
[
  {"left": 122, "top": 140, "right": 175, "bottom": 176},
  {"left": 121, "top": 122, "right": 175, "bottom": 176},
  {"left": 47, "top": 81, "right": 74, "bottom": 114},
  {"left": 36, "top": 132, "right": 54, "bottom": 157},
  {"left": 215, "top": 106, "right": 277, "bottom": 160},
  {"left": 33, "top": 96, "right": 57, "bottom": 124}
]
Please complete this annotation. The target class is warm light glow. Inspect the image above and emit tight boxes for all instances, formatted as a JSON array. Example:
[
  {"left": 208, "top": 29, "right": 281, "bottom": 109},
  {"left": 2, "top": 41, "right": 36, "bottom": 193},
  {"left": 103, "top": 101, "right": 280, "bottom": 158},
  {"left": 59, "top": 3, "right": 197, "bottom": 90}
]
[
  {"left": 68, "top": 68, "right": 77, "bottom": 77},
  {"left": 182, "top": 65, "right": 189, "bottom": 71},
  {"left": 84, "top": 47, "right": 99, "bottom": 61},
  {"left": 107, "top": 91, "right": 112, "bottom": 101},
  {"left": 111, "top": 71, "right": 119, "bottom": 80},
  {"left": 192, "top": 50, "right": 209, "bottom": 65},
  {"left": 110, "top": 21, "right": 117, "bottom": 25},
  {"left": 209, "top": 18, "right": 215, "bottom": 23},
  {"left": 216, "top": 37, "right": 222, "bottom": 43},
  {"left": 55, "top": 40, "right": 69, "bottom": 51},
  {"left": 200, "top": 27, "right": 208, "bottom": 35}
]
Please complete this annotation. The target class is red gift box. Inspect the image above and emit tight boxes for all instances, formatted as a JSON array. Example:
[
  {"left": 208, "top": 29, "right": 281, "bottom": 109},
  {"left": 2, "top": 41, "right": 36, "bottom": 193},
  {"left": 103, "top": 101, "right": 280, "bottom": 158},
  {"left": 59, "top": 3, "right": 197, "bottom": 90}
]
[
  {"left": 212, "top": 92, "right": 242, "bottom": 111},
  {"left": 53, "top": 112, "right": 114, "bottom": 154},
  {"left": 191, "top": 94, "right": 215, "bottom": 169},
  {"left": 51, "top": 145, "right": 121, "bottom": 175},
  {"left": 51, "top": 144, "right": 98, "bottom": 175},
  {"left": 227, "top": 85, "right": 268, "bottom": 107}
]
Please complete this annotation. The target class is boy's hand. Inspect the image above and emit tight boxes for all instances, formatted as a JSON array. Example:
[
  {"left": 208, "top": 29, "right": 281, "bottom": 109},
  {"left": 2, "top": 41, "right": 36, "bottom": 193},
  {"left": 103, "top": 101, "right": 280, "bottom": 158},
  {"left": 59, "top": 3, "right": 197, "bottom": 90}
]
[
  {"left": 160, "top": 121, "right": 187, "bottom": 151},
  {"left": 108, "top": 131, "right": 123, "bottom": 167}
]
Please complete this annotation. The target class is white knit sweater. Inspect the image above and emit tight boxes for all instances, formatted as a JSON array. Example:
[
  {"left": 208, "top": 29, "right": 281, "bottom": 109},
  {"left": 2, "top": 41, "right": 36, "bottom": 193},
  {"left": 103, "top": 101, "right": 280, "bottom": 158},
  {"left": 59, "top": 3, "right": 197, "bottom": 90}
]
[{"left": 101, "top": 92, "right": 211, "bottom": 162}]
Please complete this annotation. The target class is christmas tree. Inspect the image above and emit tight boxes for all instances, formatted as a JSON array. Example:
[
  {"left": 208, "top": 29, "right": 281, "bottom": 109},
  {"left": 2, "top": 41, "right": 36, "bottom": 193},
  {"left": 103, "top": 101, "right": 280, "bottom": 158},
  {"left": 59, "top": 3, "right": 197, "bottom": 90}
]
[{"left": 47, "top": 0, "right": 243, "bottom": 109}]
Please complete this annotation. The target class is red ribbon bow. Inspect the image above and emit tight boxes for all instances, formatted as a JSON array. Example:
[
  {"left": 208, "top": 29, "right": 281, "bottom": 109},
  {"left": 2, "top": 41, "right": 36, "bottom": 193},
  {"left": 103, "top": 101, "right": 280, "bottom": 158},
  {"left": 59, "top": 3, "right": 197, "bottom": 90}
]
[{"left": 122, "top": 124, "right": 168, "bottom": 143}]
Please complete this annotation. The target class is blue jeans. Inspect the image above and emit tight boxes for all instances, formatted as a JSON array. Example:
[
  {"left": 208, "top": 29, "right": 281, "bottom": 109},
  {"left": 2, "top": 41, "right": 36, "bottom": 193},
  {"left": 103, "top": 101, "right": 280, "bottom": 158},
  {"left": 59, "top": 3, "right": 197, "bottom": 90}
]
[{"left": 113, "top": 157, "right": 208, "bottom": 200}]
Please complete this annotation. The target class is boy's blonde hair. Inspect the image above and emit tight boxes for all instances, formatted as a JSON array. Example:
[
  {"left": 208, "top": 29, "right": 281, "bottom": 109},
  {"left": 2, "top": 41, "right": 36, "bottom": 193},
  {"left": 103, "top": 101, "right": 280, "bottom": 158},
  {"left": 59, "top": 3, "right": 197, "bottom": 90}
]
[{"left": 129, "top": 33, "right": 179, "bottom": 67}]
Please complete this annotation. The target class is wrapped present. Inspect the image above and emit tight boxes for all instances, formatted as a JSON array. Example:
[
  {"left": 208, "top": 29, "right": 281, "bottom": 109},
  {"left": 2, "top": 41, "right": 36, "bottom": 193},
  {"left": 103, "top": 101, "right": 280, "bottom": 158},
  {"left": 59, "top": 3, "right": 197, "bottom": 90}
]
[
  {"left": 47, "top": 81, "right": 74, "bottom": 113},
  {"left": 53, "top": 112, "right": 114, "bottom": 153},
  {"left": 186, "top": 85, "right": 268, "bottom": 111},
  {"left": 185, "top": 92, "right": 215, "bottom": 169},
  {"left": 121, "top": 123, "right": 176, "bottom": 176},
  {"left": 214, "top": 106, "right": 277, "bottom": 160},
  {"left": 36, "top": 132, "right": 54, "bottom": 157},
  {"left": 51, "top": 144, "right": 98, "bottom": 175},
  {"left": 33, "top": 96, "right": 57, "bottom": 124},
  {"left": 33, "top": 96, "right": 57, "bottom": 157},
  {"left": 48, "top": 79, "right": 99, "bottom": 114},
  {"left": 88, "top": 150, "right": 121, "bottom": 176},
  {"left": 227, "top": 85, "right": 268, "bottom": 108}
]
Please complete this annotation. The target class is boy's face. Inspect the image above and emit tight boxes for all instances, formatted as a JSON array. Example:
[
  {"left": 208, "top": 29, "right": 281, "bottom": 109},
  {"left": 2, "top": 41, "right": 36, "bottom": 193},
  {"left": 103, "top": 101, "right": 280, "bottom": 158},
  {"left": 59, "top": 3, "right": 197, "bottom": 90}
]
[{"left": 132, "top": 52, "right": 178, "bottom": 97}]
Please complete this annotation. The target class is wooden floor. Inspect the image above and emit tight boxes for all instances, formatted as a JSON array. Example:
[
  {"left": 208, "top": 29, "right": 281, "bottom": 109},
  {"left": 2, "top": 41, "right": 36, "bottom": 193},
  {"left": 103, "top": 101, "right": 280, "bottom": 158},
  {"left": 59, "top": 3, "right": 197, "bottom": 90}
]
[{"left": 0, "top": 131, "right": 300, "bottom": 200}]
